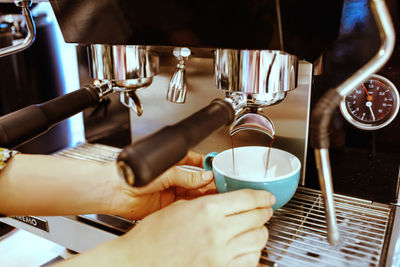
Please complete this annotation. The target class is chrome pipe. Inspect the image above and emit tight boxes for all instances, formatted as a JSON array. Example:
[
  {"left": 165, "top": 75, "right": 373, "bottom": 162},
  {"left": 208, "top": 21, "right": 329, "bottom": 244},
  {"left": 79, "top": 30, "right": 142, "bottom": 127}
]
[
  {"left": 336, "top": 0, "right": 395, "bottom": 97},
  {"left": 0, "top": 0, "right": 36, "bottom": 58},
  {"left": 314, "top": 149, "right": 340, "bottom": 246}
]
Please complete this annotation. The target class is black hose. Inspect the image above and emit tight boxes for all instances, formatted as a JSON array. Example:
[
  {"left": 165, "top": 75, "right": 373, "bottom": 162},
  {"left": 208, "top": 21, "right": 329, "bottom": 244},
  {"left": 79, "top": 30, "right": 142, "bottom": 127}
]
[{"left": 309, "top": 89, "right": 342, "bottom": 149}]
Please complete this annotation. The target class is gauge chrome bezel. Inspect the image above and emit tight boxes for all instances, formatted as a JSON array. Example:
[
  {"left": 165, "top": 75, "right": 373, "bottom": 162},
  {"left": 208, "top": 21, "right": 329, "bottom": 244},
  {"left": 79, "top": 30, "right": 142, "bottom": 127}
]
[{"left": 339, "top": 74, "right": 400, "bottom": 130}]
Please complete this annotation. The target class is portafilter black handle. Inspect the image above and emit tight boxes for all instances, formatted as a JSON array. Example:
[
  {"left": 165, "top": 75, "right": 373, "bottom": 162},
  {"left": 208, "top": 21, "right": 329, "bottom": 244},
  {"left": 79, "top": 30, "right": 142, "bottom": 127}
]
[
  {"left": 0, "top": 86, "right": 103, "bottom": 148},
  {"left": 117, "top": 98, "right": 235, "bottom": 187}
]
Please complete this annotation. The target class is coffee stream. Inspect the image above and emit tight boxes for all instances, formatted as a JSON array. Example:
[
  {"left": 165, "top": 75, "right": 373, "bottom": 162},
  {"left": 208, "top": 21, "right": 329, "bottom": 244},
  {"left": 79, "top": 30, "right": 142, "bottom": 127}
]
[
  {"left": 230, "top": 135, "right": 276, "bottom": 178},
  {"left": 264, "top": 137, "right": 276, "bottom": 178},
  {"left": 230, "top": 136, "right": 235, "bottom": 175}
]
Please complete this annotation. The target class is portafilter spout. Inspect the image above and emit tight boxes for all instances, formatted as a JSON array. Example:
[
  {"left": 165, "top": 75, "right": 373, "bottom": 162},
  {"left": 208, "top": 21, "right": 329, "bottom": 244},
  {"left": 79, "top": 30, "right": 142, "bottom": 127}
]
[
  {"left": 230, "top": 110, "right": 275, "bottom": 139},
  {"left": 224, "top": 93, "right": 275, "bottom": 138},
  {"left": 215, "top": 49, "right": 297, "bottom": 138}
]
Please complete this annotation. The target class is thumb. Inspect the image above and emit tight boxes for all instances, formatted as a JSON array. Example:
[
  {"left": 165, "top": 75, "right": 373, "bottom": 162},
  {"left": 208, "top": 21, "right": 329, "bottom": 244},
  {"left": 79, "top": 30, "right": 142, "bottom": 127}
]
[{"left": 165, "top": 167, "right": 214, "bottom": 189}]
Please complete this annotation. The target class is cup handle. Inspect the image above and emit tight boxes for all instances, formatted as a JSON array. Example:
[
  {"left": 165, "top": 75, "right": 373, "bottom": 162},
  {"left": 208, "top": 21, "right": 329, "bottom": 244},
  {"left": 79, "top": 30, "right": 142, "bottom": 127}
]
[{"left": 203, "top": 152, "right": 218, "bottom": 171}]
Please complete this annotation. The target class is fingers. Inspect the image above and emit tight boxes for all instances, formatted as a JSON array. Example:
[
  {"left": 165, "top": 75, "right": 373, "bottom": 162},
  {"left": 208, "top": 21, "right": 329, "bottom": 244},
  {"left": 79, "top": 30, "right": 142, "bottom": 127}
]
[
  {"left": 225, "top": 208, "right": 273, "bottom": 236},
  {"left": 210, "top": 189, "right": 276, "bottom": 216},
  {"left": 175, "top": 181, "right": 217, "bottom": 198},
  {"left": 133, "top": 166, "right": 214, "bottom": 195},
  {"left": 226, "top": 226, "right": 268, "bottom": 266},
  {"left": 176, "top": 151, "right": 205, "bottom": 167},
  {"left": 164, "top": 167, "right": 213, "bottom": 189},
  {"left": 227, "top": 226, "right": 268, "bottom": 254},
  {"left": 227, "top": 251, "right": 262, "bottom": 267}
]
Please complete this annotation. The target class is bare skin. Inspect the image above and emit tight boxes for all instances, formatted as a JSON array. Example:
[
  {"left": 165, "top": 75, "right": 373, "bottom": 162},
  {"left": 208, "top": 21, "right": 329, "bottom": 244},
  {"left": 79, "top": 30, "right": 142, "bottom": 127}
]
[
  {"left": 0, "top": 151, "right": 215, "bottom": 219},
  {"left": 56, "top": 189, "right": 275, "bottom": 267},
  {"left": 0, "top": 151, "right": 275, "bottom": 266}
]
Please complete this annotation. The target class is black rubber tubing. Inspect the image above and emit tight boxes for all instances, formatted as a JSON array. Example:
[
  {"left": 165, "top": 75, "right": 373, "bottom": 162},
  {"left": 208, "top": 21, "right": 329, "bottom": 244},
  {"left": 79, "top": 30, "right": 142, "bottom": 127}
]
[{"left": 310, "top": 89, "right": 343, "bottom": 149}]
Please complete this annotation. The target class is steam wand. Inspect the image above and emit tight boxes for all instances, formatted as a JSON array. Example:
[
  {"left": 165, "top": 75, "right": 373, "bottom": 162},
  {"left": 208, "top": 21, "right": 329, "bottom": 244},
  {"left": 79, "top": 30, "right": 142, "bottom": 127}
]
[{"left": 310, "top": 0, "right": 395, "bottom": 246}]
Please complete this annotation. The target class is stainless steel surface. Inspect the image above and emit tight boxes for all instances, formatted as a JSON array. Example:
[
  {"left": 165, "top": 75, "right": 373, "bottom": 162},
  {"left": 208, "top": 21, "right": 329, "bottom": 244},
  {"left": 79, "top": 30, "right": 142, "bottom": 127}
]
[
  {"left": 339, "top": 74, "right": 400, "bottom": 131},
  {"left": 214, "top": 49, "right": 298, "bottom": 105},
  {"left": 386, "top": 206, "right": 400, "bottom": 267},
  {"left": 314, "top": 149, "right": 340, "bottom": 246},
  {"left": 245, "top": 92, "right": 287, "bottom": 107},
  {"left": 88, "top": 45, "right": 159, "bottom": 87},
  {"left": 230, "top": 111, "right": 275, "bottom": 139},
  {"left": 54, "top": 142, "right": 121, "bottom": 162},
  {"left": 84, "top": 80, "right": 114, "bottom": 100},
  {"left": 0, "top": 0, "right": 36, "bottom": 58},
  {"left": 224, "top": 92, "right": 247, "bottom": 115},
  {"left": 167, "top": 47, "right": 191, "bottom": 103},
  {"left": 119, "top": 90, "right": 143, "bottom": 116},
  {"left": 263, "top": 187, "right": 392, "bottom": 267},
  {"left": 88, "top": 44, "right": 159, "bottom": 115}
]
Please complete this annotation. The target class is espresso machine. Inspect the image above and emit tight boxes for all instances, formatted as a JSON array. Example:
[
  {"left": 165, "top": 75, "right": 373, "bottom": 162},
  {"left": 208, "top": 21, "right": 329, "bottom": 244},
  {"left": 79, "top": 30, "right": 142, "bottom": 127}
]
[{"left": 1, "top": 0, "right": 400, "bottom": 266}]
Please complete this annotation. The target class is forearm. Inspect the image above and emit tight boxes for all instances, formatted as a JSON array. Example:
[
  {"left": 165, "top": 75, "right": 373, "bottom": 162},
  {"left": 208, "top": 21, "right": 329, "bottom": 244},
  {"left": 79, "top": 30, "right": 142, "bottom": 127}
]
[
  {"left": 52, "top": 237, "right": 134, "bottom": 267},
  {"left": 0, "top": 154, "right": 128, "bottom": 216}
]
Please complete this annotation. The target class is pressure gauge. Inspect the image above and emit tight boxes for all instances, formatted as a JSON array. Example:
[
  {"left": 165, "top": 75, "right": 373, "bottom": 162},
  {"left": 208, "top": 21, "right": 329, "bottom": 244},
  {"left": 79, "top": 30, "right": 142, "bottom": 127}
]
[{"left": 340, "top": 74, "right": 400, "bottom": 130}]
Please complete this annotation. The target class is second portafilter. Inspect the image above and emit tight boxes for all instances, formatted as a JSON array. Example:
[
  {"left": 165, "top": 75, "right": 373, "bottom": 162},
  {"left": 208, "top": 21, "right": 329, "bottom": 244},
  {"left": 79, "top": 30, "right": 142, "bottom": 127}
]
[{"left": 88, "top": 44, "right": 160, "bottom": 116}]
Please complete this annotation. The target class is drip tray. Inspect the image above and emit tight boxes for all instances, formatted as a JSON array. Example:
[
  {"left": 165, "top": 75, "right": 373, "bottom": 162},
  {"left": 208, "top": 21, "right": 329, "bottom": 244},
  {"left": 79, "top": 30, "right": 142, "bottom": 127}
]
[
  {"left": 263, "top": 187, "right": 393, "bottom": 266},
  {"left": 55, "top": 143, "right": 394, "bottom": 267}
]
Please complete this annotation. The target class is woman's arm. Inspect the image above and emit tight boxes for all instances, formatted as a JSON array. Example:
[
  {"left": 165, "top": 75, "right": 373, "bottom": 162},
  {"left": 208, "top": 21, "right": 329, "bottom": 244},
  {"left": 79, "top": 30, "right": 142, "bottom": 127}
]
[
  {"left": 0, "top": 153, "right": 125, "bottom": 216},
  {"left": 0, "top": 151, "right": 214, "bottom": 219}
]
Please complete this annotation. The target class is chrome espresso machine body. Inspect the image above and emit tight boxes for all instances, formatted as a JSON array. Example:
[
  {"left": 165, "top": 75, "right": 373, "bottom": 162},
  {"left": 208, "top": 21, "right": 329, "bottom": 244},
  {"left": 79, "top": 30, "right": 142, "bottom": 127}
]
[{"left": 1, "top": 0, "right": 400, "bottom": 266}]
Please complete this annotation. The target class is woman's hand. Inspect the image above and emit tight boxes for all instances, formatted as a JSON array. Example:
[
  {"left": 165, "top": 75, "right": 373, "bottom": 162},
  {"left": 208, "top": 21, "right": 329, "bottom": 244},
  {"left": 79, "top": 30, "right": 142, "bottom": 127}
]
[
  {"left": 57, "top": 189, "right": 276, "bottom": 267},
  {"left": 111, "top": 151, "right": 217, "bottom": 220}
]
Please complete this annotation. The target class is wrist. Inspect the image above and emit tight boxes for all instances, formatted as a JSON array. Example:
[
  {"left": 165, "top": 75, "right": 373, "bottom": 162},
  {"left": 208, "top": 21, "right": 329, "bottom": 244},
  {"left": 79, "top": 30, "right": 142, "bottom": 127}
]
[{"left": 107, "top": 162, "right": 164, "bottom": 220}]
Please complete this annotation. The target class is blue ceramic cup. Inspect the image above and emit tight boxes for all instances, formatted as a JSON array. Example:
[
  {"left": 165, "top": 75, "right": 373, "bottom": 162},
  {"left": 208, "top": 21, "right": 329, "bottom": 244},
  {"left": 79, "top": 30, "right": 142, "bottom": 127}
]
[{"left": 204, "top": 146, "right": 301, "bottom": 210}]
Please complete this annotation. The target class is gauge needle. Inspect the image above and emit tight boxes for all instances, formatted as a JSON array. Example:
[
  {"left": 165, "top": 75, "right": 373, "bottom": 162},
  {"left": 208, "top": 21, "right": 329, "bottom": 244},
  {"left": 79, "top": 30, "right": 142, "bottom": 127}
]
[
  {"left": 362, "top": 83, "right": 373, "bottom": 101},
  {"left": 366, "top": 101, "right": 376, "bottom": 121}
]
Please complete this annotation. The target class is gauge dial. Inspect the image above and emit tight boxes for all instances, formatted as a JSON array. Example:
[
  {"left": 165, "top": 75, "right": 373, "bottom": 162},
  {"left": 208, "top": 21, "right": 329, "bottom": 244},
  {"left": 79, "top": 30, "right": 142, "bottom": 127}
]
[{"left": 340, "top": 74, "right": 400, "bottom": 130}]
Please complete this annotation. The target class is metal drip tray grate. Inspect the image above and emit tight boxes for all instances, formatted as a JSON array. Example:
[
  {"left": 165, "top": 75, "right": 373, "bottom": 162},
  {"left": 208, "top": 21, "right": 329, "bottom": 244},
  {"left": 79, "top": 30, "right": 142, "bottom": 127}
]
[
  {"left": 54, "top": 143, "right": 122, "bottom": 162},
  {"left": 55, "top": 143, "right": 393, "bottom": 267},
  {"left": 263, "top": 187, "right": 393, "bottom": 267}
]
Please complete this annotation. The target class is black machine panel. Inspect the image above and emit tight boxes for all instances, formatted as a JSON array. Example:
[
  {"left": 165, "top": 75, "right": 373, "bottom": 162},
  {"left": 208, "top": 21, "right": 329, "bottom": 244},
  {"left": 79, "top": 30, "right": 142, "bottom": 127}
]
[{"left": 49, "top": 0, "right": 343, "bottom": 62}]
